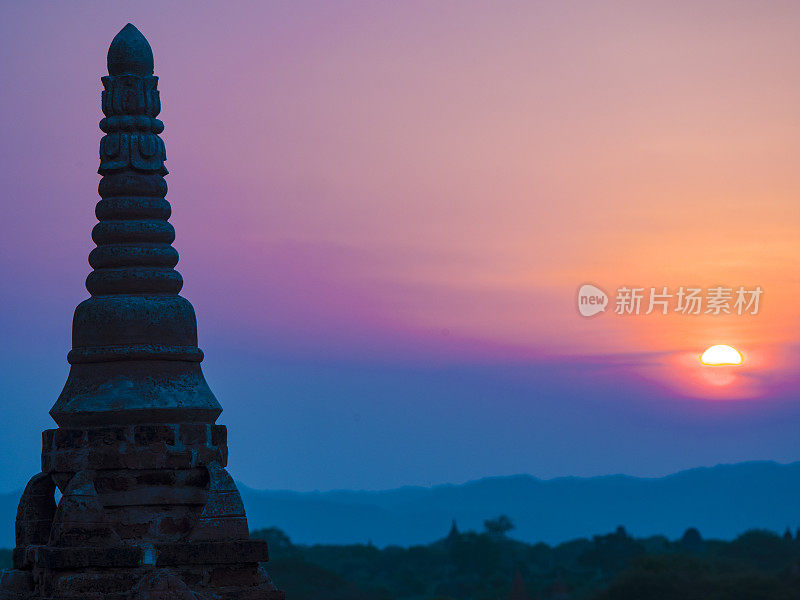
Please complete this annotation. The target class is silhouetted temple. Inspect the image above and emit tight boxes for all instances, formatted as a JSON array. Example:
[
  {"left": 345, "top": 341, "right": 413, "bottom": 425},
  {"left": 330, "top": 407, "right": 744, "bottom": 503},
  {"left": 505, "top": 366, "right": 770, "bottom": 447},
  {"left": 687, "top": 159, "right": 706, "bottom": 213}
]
[{"left": 0, "top": 24, "right": 283, "bottom": 600}]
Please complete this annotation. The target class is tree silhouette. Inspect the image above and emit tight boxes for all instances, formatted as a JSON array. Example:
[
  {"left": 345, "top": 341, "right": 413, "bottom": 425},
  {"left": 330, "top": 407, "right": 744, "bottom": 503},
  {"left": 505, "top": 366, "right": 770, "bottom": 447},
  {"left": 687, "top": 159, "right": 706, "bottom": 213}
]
[{"left": 484, "top": 515, "right": 515, "bottom": 537}]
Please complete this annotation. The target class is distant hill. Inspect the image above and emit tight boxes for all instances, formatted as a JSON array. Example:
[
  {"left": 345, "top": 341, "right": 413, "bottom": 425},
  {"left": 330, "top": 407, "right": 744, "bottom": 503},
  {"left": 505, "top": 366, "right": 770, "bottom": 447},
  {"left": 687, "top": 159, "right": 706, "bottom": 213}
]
[
  {"left": 239, "top": 461, "right": 800, "bottom": 547},
  {"left": 1, "top": 461, "right": 798, "bottom": 548}
]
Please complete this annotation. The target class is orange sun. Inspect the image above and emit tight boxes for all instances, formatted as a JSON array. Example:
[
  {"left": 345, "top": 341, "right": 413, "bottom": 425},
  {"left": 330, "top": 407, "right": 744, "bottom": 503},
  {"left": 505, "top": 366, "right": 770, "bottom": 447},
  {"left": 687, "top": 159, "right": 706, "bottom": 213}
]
[{"left": 700, "top": 345, "right": 743, "bottom": 366}]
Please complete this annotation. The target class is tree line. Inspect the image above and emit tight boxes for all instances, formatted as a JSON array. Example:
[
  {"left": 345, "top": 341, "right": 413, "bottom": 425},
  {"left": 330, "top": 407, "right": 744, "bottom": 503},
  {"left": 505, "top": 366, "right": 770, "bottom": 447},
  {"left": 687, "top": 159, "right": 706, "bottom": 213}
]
[{"left": 250, "top": 518, "right": 800, "bottom": 599}]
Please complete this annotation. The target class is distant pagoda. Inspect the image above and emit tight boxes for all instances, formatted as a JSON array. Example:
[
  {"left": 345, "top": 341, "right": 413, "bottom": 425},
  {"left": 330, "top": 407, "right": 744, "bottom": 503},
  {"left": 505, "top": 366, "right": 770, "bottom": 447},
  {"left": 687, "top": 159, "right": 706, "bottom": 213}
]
[{"left": 0, "top": 24, "right": 284, "bottom": 600}]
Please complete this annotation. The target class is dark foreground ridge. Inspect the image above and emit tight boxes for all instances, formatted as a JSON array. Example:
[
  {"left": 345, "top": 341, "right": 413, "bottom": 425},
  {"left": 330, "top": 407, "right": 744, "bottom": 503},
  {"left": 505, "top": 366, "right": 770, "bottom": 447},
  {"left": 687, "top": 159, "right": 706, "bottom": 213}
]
[
  {"left": 245, "top": 522, "right": 800, "bottom": 599},
  {"left": 0, "top": 24, "right": 283, "bottom": 600}
]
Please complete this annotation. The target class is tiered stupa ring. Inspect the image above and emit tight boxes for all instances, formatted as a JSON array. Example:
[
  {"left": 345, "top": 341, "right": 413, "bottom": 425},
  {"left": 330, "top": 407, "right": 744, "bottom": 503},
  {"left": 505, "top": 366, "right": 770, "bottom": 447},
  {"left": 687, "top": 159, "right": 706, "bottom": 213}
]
[{"left": 50, "top": 24, "right": 221, "bottom": 426}]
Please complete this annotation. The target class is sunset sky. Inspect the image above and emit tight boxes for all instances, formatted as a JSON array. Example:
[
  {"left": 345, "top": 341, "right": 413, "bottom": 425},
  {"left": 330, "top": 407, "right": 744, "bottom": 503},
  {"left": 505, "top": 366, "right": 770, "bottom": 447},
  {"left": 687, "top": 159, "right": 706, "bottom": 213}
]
[{"left": 1, "top": 0, "right": 800, "bottom": 492}]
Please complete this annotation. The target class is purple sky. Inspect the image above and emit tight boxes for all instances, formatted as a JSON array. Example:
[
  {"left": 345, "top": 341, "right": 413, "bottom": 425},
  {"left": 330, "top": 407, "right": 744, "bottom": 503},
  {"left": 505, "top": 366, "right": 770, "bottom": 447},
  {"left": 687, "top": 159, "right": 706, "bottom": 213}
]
[{"left": 1, "top": 1, "right": 800, "bottom": 492}]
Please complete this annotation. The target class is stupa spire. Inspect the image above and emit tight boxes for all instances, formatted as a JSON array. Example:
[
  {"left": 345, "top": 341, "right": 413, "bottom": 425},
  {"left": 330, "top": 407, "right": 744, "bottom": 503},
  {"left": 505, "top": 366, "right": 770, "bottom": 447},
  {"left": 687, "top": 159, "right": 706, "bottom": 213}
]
[
  {"left": 0, "top": 24, "right": 284, "bottom": 600},
  {"left": 107, "top": 24, "right": 154, "bottom": 76},
  {"left": 50, "top": 23, "right": 220, "bottom": 426}
]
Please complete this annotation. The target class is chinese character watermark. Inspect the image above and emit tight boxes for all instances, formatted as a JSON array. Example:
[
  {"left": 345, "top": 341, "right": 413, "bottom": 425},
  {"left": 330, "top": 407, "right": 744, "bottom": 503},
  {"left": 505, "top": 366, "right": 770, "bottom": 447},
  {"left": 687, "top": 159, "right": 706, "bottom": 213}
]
[{"left": 578, "top": 284, "right": 762, "bottom": 317}]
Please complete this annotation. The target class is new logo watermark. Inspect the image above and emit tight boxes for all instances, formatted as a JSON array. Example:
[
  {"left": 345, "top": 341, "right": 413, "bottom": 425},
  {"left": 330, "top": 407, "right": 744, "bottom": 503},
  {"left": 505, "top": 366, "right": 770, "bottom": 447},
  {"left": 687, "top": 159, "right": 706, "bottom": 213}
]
[
  {"left": 577, "top": 284, "right": 609, "bottom": 317},
  {"left": 577, "top": 285, "right": 762, "bottom": 317}
]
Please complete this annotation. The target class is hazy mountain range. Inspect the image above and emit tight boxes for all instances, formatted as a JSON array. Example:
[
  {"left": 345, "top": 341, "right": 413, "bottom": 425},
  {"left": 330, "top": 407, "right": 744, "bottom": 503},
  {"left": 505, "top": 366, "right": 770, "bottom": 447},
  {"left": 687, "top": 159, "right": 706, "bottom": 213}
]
[{"left": 1, "top": 460, "right": 798, "bottom": 548}]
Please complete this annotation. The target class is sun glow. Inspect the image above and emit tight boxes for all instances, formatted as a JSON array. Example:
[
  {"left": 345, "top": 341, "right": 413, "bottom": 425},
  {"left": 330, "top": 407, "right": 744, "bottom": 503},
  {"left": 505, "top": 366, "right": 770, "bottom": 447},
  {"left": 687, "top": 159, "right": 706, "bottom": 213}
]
[{"left": 700, "top": 345, "right": 743, "bottom": 366}]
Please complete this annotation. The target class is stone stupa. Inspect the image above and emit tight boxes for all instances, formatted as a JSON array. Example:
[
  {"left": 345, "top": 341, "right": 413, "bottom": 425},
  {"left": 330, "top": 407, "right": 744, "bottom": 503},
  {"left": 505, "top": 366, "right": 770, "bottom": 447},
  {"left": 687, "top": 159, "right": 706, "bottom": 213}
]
[{"left": 0, "top": 24, "right": 284, "bottom": 600}]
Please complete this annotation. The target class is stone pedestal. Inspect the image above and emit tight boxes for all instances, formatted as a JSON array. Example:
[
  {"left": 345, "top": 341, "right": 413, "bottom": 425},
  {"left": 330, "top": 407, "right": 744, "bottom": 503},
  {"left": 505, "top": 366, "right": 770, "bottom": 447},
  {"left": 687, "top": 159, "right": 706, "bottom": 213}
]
[{"left": 0, "top": 24, "right": 284, "bottom": 600}]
